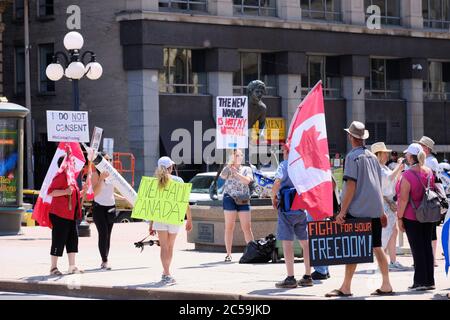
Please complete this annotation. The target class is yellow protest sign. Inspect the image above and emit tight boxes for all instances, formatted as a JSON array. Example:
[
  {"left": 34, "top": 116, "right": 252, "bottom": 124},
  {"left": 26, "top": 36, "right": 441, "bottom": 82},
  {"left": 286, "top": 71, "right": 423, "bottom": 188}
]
[
  {"left": 131, "top": 177, "right": 192, "bottom": 225},
  {"left": 251, "top": 117, "right": 286, "bottom": 143}
]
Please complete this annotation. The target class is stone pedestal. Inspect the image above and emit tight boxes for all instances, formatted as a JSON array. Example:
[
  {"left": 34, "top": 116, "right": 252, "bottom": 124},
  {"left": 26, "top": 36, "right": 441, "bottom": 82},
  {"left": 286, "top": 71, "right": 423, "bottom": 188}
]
[{"left": 188, "top": 201, "right": 278, "bottom": 252}]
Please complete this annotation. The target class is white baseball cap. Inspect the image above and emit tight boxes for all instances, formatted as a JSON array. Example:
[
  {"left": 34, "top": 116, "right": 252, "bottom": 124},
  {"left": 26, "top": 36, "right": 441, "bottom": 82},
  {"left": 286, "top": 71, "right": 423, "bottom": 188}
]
[
  {"left": 404, "top": 143, "right": 423, "bottom": 156},
  {"left": 157, "top": 156, "right": 175, "bottom": 169}
]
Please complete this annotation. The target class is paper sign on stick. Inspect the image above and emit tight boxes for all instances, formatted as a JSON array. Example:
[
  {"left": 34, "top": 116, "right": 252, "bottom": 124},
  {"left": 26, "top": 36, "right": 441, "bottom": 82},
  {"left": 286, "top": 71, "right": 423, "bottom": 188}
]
[
  {"left": 216, "top": 96, "right": 248, "bottom": 149},
  {"left": 90, "top": 127, "right": 103, "bottom": 153}
]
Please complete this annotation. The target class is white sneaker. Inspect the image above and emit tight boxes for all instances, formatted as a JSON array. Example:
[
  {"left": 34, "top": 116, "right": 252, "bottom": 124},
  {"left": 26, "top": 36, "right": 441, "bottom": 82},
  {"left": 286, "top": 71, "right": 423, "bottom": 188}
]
[
  {"left": 389, "top": 261, "right": 407, "bottom": 271},
  {"left": 162, "top": 274, "right": 176, "bottom": 285}
]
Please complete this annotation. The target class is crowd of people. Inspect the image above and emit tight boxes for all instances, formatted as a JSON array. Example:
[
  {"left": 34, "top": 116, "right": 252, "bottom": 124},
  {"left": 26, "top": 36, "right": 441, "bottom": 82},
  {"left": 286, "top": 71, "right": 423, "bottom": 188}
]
[{"left": 43, "top": 122, "right": 449, "bottom": 298}]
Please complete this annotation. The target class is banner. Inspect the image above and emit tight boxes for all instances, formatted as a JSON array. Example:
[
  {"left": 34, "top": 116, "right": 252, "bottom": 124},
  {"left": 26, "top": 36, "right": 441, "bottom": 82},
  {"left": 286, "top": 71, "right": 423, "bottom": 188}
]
[
  {"left": 0, "top": 119, "right": 19, "bottom": 206},
  {"left": 251, "top": 117, "right": 286, "bottom": 144},
  {"left": 216, "top": 96, "right": 248, "bottom": 149},
  {"left": 46, "top": 110, "right": 89, "bottom": 142},
  {"left": 308, "top": 219, "right": 373, "bottom": 266},
  {"left": 131, "top": 177, "right": 192, "bottom": 225}
]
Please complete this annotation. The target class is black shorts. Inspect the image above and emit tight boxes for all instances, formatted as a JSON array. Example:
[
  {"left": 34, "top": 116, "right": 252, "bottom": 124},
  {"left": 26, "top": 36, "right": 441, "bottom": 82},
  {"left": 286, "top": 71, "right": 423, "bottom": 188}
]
[
  {"left": 347, "top": 214, "right": 382, "bottom": 249},
  {"left": 49, "top": 213, "right": 79, "bottom": 257}
]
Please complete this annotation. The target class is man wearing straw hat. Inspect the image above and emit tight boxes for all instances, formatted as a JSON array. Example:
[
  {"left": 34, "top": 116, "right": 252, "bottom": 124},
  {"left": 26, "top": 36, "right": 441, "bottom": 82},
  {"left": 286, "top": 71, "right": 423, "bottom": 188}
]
[{"left": 326, "top": 121, "right": 394, "bottom": 297}]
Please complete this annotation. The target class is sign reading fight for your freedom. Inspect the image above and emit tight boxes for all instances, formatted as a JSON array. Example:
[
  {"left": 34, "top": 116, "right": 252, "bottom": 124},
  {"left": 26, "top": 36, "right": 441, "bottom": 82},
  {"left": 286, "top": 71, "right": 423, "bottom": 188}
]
[
  {"left": 131, "top": 177, "right": 192, "bottom": 225},
  {"left": 308, "top": 219, "right": 373, "bottom": 267},
  {"left": 216, "top": 96, "right": 248, "bottom": 149},
  {"left": 46, "top": 111, "right": 89, "bottom": 142}
]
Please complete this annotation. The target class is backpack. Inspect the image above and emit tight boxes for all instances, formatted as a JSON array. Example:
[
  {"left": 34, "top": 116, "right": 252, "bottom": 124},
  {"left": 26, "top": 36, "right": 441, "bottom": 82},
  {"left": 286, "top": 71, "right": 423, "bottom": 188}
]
[
  {"left": 409, "top": 170, "right": 443, "bottom": 223},
  {"left": 239, "top": 234, "right": 276, "bottom": 263}
]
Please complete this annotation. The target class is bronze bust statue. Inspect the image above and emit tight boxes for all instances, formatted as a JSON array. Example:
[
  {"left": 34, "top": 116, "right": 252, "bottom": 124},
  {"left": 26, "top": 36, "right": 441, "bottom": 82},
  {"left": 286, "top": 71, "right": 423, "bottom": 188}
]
[{"left": 247, "top": 80, "right": 267, "bottom": 135}]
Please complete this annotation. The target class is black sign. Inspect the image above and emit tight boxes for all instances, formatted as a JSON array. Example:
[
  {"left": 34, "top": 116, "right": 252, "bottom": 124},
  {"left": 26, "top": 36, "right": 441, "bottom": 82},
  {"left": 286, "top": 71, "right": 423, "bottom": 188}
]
[
  {"left": 197, "top": 223, "right": 214, "bottom": 243},
  {"left": 308, "top": 219, "right": 373, "bottom": 267}
]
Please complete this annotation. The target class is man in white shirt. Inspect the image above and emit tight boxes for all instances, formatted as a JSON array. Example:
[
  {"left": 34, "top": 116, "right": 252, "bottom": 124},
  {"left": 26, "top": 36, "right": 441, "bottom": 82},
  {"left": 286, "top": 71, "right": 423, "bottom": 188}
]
[{"left": 414, "top": 136, "right": 440, "bottom": 267}]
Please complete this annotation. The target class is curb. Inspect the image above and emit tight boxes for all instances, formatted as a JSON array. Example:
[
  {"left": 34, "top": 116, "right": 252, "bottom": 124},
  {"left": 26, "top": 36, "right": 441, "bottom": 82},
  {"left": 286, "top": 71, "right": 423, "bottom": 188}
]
[{"left": 0, "top": 279, "right": 317, "bottom": 300}]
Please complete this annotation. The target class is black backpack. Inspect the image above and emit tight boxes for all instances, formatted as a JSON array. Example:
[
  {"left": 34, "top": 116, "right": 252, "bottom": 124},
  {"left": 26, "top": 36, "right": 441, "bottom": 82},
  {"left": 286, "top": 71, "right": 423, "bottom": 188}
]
[{"left": 239, "top": 234, "right": 276, "bottom": 263}]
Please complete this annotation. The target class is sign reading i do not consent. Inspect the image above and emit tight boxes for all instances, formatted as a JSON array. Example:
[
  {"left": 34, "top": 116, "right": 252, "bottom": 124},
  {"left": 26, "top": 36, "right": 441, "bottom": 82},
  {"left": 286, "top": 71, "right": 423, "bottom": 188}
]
[{"left": 46, "top": 110, "right": 89, "bottom": 142}]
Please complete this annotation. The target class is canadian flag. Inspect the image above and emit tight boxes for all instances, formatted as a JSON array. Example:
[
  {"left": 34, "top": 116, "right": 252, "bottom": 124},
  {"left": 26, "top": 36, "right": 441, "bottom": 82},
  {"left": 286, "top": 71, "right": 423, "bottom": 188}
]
[
  {"left": 287, "top": 81, "right": 333, "bottom": 220},
  {"left": 32, "top": 142, "right": 85, "bottom": 228}
]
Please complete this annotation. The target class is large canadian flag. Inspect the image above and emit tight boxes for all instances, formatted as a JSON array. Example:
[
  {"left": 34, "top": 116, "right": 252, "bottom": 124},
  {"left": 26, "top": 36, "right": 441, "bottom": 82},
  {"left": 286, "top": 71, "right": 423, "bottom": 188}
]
[
  {"left": 287, "top": 81, "right": 333, "bottom": 220},
  {"left": 32, "top": 142, "right": 85, "bottom": 228}
]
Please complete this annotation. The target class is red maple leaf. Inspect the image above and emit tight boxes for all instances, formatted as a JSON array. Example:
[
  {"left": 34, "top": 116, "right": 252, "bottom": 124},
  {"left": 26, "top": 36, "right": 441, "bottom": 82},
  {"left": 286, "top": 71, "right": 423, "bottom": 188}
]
[{"left": 294, "top": 126, "right": 329, "bottom": 171}]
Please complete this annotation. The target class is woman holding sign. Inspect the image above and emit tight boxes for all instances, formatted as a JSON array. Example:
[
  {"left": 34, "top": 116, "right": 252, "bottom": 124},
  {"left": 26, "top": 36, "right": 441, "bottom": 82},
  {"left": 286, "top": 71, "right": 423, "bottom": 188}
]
[
  {"left": 91, "top": 152, "right": 126, "bottom": 271},
  {"left": 148, "top": 157, "right": 193, "bottom": 285},
  {"left": 220, "top": 149, "right": 254, "bottom": 262}
]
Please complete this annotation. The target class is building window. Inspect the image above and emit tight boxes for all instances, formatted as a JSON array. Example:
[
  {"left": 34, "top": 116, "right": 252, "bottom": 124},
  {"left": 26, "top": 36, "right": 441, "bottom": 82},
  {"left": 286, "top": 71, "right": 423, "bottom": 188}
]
[
  {"left": 424, "top": 61, "right": 450, "bottom": 100},
  {"left": 366, "top": 122, "right": 387, "bottom": 145},
  {"left": 233, "top": 0, "right": 277, "bottom": 17},
  {"left": 365, "top": 59, "right": 400, "bottom": 99},
  {"left": 14, "top": 0, "right": 24, "bottom": 20},
  {"left": 364, "top": 0, "right": 401, "bottom": 25},
  {"left": 159, "top": 0, "right": 207, "bottom": 12},
  {"left": 301, "top": 0, "right": 342, "bottom": 21},
  {"left": 38, "top": 0, "right": 54, "bottom": 17},
  {"left": 15, "top": 47, "right": 25, "bottom": 96},
  {"left": 39, "top": 44, "right": 55, "bottom": 93},
  {"left": 301, "top": 56, "right": 341, "bottom": 98},
  {"left": 159, "top": 48, "right": 207, "bottom": 94},
  {"left": 233, "top": 52, "right": 277, "bottom": 96},
  {"left": 423, "top": 0, "right": 450, "bottom": 29}
]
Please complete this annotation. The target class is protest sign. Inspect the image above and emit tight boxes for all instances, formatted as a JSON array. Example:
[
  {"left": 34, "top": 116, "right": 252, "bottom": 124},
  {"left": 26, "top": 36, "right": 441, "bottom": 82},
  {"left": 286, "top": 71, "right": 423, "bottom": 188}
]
[
  {"left": 46, "top": 111, "right": 89, "bottom": 142},
  {"left": 216, "top": 96, "right": 248, "bottom": 149},
  {"left": 90, "top": 126, "right": 103, "bottom": 153},
  {"left": 308, "top": 219, "right": 373, "bottom": 266},
  {"left": 131, "top": 177, "right": 192, "bottom": 225},
  {"left": 103, "top": 138, "right": 114, "bottom": 156}
]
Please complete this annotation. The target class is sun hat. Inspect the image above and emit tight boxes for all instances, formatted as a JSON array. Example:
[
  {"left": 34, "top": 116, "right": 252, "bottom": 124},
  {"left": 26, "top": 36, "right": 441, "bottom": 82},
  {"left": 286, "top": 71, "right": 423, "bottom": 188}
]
[
  {"left": 344, "top": 121, "right": 369, "bottom": 140},
  {"left": 371, "top": 142, "right": 392, "bottom": 154},
  {"left": 413, "top": 136, "right": 435, "bottom": 151}
]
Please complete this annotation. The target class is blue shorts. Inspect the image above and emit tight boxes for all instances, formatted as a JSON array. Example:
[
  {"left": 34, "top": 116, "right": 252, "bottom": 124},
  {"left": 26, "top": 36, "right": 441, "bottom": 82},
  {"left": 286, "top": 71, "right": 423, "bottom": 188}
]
[
  {"left": 223, "top": 194, "right": 250, "bottom": 212},
  {"left": 277, "top": 210, "right": 308, "bottom": 241}
]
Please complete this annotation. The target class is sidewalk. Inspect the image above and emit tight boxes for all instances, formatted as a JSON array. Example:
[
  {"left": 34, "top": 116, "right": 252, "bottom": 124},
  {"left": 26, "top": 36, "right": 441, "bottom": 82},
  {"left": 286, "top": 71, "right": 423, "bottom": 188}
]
[{"left": 0, "top": 223, "right": 448, "bottom": 300}]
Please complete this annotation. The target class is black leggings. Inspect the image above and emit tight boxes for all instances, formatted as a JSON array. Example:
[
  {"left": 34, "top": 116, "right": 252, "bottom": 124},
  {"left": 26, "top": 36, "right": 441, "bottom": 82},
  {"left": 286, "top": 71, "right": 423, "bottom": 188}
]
[
  {"left": 93, "top": 203, "right": 115, "bottom": 263},
  {"left": 403, "top": 218, "right": 435, "bottom": 287},
  {"left": 50, "top": 214, "right": 78, "bottom": 257}
]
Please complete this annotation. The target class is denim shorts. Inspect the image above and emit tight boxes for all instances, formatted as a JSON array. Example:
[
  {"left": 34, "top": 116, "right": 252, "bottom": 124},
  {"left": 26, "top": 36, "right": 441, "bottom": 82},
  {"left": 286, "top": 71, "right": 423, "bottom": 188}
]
[
  {"left": 223, "top": 194, "right": 250, "bottom": 212},
  {"left": 277, "top": 210, "right": 308, "bottom": 241}
]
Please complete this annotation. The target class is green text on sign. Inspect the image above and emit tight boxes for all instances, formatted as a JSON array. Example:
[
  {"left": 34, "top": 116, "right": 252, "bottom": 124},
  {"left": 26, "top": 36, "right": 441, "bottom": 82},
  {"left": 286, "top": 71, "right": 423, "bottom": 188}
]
[{"left": 131, "top": 177, "right": 192, "bottom": 225}]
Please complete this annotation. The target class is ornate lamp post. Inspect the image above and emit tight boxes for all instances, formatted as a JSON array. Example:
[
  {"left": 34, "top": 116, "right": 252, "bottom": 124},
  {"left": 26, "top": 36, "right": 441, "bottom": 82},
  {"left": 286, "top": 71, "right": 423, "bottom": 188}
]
[
  {"left": 45, "top": 31, "right": 103, "bottom": 236},
  {"left": 45, "top": 31, "right": 103, "bottom": 111}
]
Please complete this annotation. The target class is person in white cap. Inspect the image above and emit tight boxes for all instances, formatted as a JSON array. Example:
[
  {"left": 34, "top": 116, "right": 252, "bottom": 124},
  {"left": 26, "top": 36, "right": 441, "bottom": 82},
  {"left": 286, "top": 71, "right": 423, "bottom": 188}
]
[
  {"left": 148, "top": 156, "right": 193, "bottom": 285},
  {"left": 396, "top": 143, "right": 436, "bottom": 291},
  {"left": 371, "top": 142, "right": 406, "bottom": 271},
  {"left": 326, "top": 121, "right": 393, "bottom": 297},
  {"left": 414, "top": 136, "right": 441, "bottom": 267}
]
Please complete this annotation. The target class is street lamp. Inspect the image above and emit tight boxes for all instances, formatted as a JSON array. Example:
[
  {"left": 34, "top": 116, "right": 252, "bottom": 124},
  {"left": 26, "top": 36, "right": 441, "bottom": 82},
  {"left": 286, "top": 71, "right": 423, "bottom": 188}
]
[
  {"left": 45, "top": 31, "right": 103, "bottom": 111},
  {"left": 46, "top": 31, "right": 103, "bottom": 237}
]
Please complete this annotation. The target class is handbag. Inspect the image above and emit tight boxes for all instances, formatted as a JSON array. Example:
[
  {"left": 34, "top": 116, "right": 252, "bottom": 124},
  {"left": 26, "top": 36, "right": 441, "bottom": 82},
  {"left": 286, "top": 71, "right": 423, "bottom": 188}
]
[
  {"left": 408, "top": 171, "right": 443, "bottom": 223},
  {"left": 232, "top": 194, "right": 250, "bottom": 205}
]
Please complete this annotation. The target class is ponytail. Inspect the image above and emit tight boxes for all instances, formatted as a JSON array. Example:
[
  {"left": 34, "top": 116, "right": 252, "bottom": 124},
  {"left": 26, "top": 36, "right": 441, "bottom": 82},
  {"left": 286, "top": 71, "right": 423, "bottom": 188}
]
[
  {"left": 155, "top": 165, "right": 170, "bottom": 189},
  {"left": 417, "top": 150, "right": 426, "bottom": 167}
]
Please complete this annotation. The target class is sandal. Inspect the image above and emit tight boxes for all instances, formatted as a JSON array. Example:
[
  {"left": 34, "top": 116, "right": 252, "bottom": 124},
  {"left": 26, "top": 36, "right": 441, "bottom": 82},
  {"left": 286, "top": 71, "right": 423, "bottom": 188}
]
[
  {"left": 371, "top": 289, "right": 395, "bottom": 296},
  {"left": 50, "top": 267, "right": 63, "bottom": 276},
  {"left": 68, "top": 266, "right": 84, "bottom": 274},
  {"left": 325, "top": 289, "right": 353, "bottom": 297}
]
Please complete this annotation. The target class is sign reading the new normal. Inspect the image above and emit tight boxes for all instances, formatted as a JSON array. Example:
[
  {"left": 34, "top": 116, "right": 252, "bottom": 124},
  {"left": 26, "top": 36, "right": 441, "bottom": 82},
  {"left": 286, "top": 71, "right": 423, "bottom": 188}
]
[
  {"left": 46, "top": 110, "right": 89, "bottom": 142},
  {"left": 308, "top": 219, "right": 373, "bottom": 267}
]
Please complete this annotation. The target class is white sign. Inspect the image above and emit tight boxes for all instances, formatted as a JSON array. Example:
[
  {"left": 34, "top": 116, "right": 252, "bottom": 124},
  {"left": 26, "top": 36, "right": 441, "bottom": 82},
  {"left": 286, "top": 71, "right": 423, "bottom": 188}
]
[
  {"left": 90, "top": 126, "right": 103, "bottom": 152},
  {"left": 46, "top": 111, "right": 89, "bottom": 142},
  {"left": 103, "top": 138, "right": 114, "bottom": 156},
  {"left": 216, "top": 96, "right": 248, "bottom": 149}
]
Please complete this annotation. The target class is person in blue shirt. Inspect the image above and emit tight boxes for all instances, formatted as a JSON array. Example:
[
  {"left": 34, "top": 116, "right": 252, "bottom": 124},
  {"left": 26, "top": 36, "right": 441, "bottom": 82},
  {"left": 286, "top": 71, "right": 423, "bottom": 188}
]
[{"left": 271, "top": 143, "right": 313, "bottom": 288}]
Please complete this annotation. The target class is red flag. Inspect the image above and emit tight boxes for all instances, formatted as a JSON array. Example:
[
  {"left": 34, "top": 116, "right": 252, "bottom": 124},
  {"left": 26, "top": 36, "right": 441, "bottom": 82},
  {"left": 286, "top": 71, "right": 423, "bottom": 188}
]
[
  {"left": 32, "top": 142, "right": 85, "bottom": 228},
  {"left": 287, "top": 81, "right": 333, "bottom": 220}
]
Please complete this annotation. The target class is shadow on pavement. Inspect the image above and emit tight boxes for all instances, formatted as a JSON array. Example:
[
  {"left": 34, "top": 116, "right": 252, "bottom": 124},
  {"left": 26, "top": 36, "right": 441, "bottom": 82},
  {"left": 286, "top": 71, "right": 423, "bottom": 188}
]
[
  {"left": 247, "top": 288, "right": 317, "bottom": 298},
  {"left": 179, "top": 261, "right": 237, "bottom": 269},
  {"left": 124, "top": 281, "right": 174, "bottom": 289},
  {"left": 20, "top": 274, "right": 64, "bottom": 282}
]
